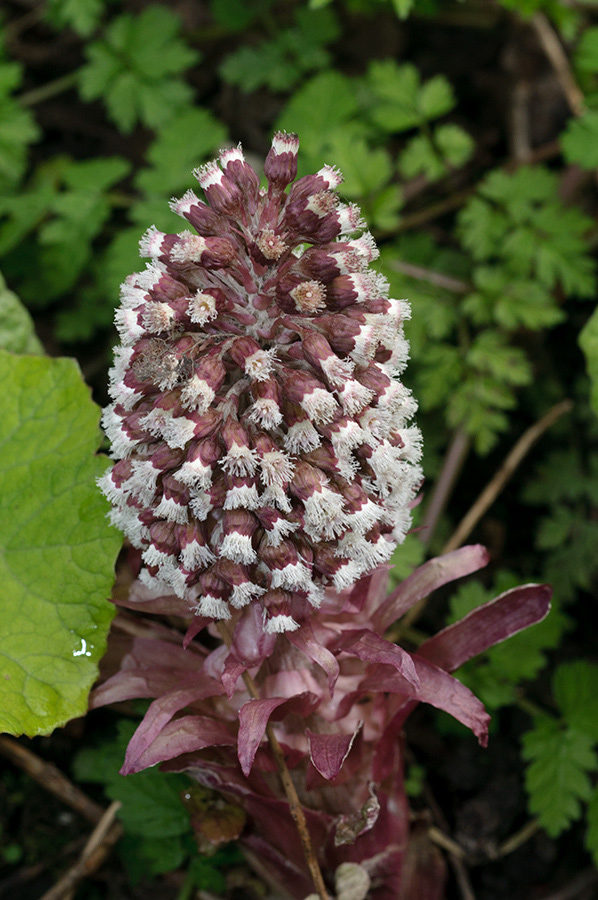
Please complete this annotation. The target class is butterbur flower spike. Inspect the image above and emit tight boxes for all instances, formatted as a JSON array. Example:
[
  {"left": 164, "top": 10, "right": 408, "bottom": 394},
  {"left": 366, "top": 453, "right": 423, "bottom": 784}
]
[{"left": 100, "top": 132, "right": 422, "bottom": 635}]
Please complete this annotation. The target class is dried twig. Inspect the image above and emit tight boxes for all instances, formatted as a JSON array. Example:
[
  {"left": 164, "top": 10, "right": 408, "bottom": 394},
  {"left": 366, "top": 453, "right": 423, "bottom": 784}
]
[
  {"left": 388, "top": 259, "right": 471, "bottom": 294},
  {"left": 441, "top": 399, "right": 573, "bottom": 555},
  {"left": 398, "top": 400, "right": 572, "bottom": 632},
  {"left": 19, "top": 72, "right": 79, "bottom": 108},
  {"left": 217, "top": 623, "right": 329, "bottom": 900},
  {"left": 0, "top": 735, "right": 104, "bottom": 825},
  {"left": 423, "top": 786, "right": 476, "bottom": 900},
  {"left": 39, "top": 801, "right": 123, "bottom": 900},
  {"left": 510, "top": 80, "right": 533, "bottom": 163},
  {"left": 420, "top": 428, "right": 471, "bottom": 547},
  {"left": 495, "top": 819, "right": 539, "bottom": 858},
  {"left": 531, "top": 13, "right": 585, "bottom": 117}
]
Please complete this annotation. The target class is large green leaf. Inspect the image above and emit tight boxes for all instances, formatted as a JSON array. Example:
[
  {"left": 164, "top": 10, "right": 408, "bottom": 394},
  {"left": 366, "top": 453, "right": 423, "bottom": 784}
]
[
  {"left": 0, "top": 271, "right": 43, "bottom": 355},
  {"left": 0, "top": 351, "right": 121, "bottom": 736}
]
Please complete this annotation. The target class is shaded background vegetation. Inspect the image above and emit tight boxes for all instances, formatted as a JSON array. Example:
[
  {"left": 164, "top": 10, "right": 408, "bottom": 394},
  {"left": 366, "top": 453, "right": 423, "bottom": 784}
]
[{"left": 1, "top": 0, "right": 598, "bottom": 897}]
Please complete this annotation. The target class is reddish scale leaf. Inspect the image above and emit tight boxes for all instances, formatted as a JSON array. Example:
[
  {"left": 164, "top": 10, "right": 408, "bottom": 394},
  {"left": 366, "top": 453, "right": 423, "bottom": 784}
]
[
  {"left": 333, "top": 628, "right": 420, "bottom": 689},
  {"left": 306, "top": 723, "right": 362, "bottom": 781},
  {"left": 374, "top": 545, "right": 489, "bottom": 631},
  {"left": 417, "top": 583, "right": 552, "bottom": 672}
]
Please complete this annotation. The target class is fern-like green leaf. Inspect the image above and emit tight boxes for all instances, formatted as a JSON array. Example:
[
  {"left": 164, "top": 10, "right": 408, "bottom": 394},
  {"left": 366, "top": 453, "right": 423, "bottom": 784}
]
[{"left": 523, "top": 718, "right": 597, "bottom": 837}]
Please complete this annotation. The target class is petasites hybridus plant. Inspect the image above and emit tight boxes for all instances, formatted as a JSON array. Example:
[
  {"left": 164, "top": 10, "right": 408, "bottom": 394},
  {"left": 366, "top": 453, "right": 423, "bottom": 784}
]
[{"left": 98, "top": 135, "right": 552, "bottom": 898}]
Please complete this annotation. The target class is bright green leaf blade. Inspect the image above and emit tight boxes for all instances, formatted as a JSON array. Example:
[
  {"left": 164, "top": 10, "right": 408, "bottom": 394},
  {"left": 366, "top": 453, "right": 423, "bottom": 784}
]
[
  {"left": 391, "top": 0, "right": 414, "bottom": 18},
  {"left": 0, "top": 351, "right": 121, "bottom": 736},
  {"left": 575, "top": 26, "right": 598, "bottom": 73},
  {"left": 580, "top": 306, "right": 598, "bottom": 416},
  {"left": 585, "top": 785, "right": 598, "bottom": 866},
  {"left": 553, "top": 661, "right": 598, "bottom": 741},
  {"left": 135, "top": 108, "right": 227, "bottom": 197},
  {"left": 522, "top": 717, "right": 598, "bottom": 837},
  {"left": 0, "top": 272, "right": 44, "bottom": 355},
  {"left": 276, "top": 71, "right": 358, "bottom": 153}
]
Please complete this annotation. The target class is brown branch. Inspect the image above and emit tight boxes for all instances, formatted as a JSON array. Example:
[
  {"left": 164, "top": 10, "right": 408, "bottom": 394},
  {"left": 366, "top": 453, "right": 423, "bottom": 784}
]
[
  {"left": 420, "top": 428, "right": 471, "bottom": 547},
  {"left": 422, "top": 784, "right": 476, "bottom": 900},
  {"left": 217, "top": 623, "right": 329, "bottom": 900},
  {"left": 39, "top": 801, "right": 123, "bottom": 900},
  {"left": 19, "top": 72, "right": 79, "bottom": 108},
  {"left": 388, "top": 259, "right": 471, "bottom": 294},
  {"left": 398, "top": 400, "right": 572, "bottom": 633},
  {"left": 495, "top": 819, "right": 539, "bottom": 858},
  {"left": 531, "top": 13, "right": 585, "bottom": 118},
  {"left": 0, "top": 735, "right": 105, "bottom": 825},
  {"left": 441, "top": 399, "right": 573, "bottom": 555},
  {"left": 509, "top": 81, "right": 533, "bottom": 163}
]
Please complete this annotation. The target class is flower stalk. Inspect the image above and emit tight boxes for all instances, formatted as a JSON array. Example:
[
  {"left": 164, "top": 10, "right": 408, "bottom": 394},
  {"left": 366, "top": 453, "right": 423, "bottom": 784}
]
[{"left": 218, "top": 621, "right": 329, "bottom": 899}]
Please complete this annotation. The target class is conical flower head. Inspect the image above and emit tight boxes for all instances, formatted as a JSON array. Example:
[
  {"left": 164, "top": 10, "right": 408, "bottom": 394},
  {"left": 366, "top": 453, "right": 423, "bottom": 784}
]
[{"left": 100, "top": 132, "right": 422, "bottom": 633}]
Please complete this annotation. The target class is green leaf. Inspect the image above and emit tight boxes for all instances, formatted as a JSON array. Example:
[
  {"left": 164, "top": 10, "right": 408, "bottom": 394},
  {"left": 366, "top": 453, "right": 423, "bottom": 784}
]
[
  {"left": 562, "top": 111, "right": 598, "bottom": 169},
  {"left": 388, "top": 532, "right": 426, "bottom": 586},
  {"left": 220, "top": 41, "right": 300, "bottom": 92},
  {"left": 523, "top": 449, "right": 598, "bottom": 506},
  {"left": 418, "top": 75, "right": 455, "bottom": 120},
  {"left": 458, "top": 166, "right": 595, "bottom": 297},
  {"left": 45, "top": 0, "right": 107, "bottom": 36},
  {"left": 390, "top": 0, "right": 414, "bottom": 17},
  {"left": 75, "top": 719, "right": 191, "bottom": 837},
  {"left": 575, "top": 26, "right": 598, "bottom": 73},
  {"left": 327, "top": 131, "right": 392, "bottom": 198},
  {"left": 119, "top": 834, "right": 186, "bottom": 881},
  {"left": 399, "top": 124, "right": 473, "bottom": 181},
  {"left": 189, "top": 854, "right": 226, "bottom": 893},
  {"left": 0, "top": 351, "right": 121, "bottom": 736},
  {"left": 523, "top": 717, "right": 597, "bottom": 837},
  {"left": 109, "top": 771, "right": 191, "bottom": 838},
  {"left": 220, "top": 6, "right": 338, "bottom": 92},
  {"left": 399, "top": 134, "right": 440, "bottom": 180},
  {"left": 465, "top": 267, "right": 564, "bottom": 330},
  {"left": 0, "top": 62, "right": 40, "bottom": 187},
  {"left": 580, "top": 306, "right": 598, "bottom": 417},
  {"left": 365, "top": 59, "right": 455, "bottom": 133},
  {"left": 365, "top": 61, "right": 421, "bottom": 132},
  {"left": 458, "top": 197, "right": 508, "bottom": 261},
  {"left": 0, "top": 272, "right": 44, "bottom": 355},
  {"left": 585, "top": 785, "right": 598, "bottom": 867},
  {"left": 210, "top": 0, "right": 270, "bottom": 31},
  {"left": 466, "top": 331, "right": 532, "bottom": 387},
  {"left": 554, "top": 662, "right": 598, "bottom": 742},
  {"left": 368, "top": 183, "right": 403, "bottom": 231},
  {"left": 135, "top": 108, "right": 227, "bottom": 197},
  {"left": 276, "top": 71, "right": 359, "bottom": 165},
  {"left": 78, "top": 6, "right": 200, "bottom": 132}
]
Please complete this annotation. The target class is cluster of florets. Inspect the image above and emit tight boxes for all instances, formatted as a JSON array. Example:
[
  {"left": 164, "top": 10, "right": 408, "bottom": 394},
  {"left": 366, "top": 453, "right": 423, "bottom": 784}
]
[{"left": 100, "top": 132, "right": 422, "bottom": 633}]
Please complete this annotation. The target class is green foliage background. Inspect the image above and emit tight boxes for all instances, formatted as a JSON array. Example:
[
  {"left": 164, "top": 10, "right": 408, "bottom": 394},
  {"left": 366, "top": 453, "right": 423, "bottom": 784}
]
[{"left": 1, "top": 0, "right": 598, "bottom": 893}]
